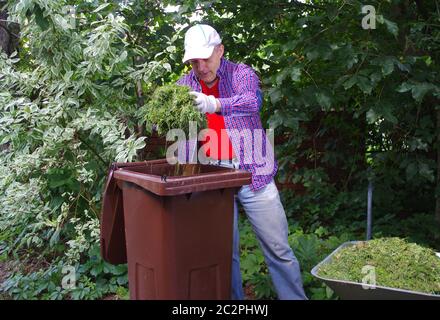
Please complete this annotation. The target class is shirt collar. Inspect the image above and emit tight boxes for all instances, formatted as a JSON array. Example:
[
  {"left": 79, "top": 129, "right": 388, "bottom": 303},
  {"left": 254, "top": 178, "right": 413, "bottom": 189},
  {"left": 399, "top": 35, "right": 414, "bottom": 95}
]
[{"left": 216, "top": 58, "right": 227, "bottom": 78}]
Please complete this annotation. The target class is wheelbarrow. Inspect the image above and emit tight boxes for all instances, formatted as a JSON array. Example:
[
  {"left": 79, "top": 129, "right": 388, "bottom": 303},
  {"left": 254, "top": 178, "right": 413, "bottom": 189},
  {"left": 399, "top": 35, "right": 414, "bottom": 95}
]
[{"left": 311, "top": 179, "right": 440, "bottom": 300}]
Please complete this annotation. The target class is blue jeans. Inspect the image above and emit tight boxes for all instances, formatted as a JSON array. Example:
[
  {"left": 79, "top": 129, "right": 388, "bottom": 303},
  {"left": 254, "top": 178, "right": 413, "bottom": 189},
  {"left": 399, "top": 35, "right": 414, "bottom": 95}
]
[{"left": 231, "top": 180, "right": 307, "bottom": 300}]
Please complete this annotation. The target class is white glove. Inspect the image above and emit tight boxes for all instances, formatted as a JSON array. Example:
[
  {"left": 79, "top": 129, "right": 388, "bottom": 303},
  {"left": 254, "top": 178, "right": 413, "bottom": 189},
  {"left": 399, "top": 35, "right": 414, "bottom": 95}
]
[{"left": 190, "top": 91, "right": 218, "bottom": 114}]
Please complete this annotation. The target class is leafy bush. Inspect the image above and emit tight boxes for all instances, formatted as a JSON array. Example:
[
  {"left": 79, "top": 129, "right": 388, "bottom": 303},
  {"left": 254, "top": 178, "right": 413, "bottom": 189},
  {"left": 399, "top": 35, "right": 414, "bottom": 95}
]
[
  {"left": 1, "top": 243, "right": 128, "bottom": 300},
  {"left": 0, "top": 0, "right": 172, "bottom": 299}
]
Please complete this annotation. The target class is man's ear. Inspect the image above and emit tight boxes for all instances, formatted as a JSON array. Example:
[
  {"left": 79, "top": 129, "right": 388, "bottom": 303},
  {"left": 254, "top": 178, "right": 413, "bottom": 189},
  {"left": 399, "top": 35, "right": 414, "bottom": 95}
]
[{"left": 217, "top": 44, "right": 224, "bottom": 58}]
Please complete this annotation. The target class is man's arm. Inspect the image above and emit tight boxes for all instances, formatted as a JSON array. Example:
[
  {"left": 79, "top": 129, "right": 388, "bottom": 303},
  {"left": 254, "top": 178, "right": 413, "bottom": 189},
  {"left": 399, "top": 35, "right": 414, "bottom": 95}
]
[{"left": 217, "top": 64, "right": 263, "bottom": 116}]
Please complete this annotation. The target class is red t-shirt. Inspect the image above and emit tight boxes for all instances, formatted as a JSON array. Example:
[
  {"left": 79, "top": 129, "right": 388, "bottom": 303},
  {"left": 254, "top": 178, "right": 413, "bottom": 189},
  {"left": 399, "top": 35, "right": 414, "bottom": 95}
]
[{"left": 200, "top": 80, "right": 235, "bottom": 160}]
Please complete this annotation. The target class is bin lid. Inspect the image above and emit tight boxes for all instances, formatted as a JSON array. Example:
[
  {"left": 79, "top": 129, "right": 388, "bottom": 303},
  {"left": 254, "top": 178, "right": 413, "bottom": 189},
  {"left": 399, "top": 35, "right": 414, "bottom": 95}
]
[
  {"left": 113, "top": 159, "right": 252, "bottom": 196},
  {"left": 100, "top": 162, "right": 135, "bottom": 265},
  {"left": 100, "top": 163, "right": 125, "bottom": 264},
  {"left": 100, "top": 161, "right": 167, "bottom": 264}
]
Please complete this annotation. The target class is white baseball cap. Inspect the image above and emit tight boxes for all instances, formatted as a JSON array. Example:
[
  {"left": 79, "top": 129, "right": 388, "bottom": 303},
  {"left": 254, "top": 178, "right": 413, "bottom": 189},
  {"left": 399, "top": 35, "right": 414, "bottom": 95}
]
[{"left": 182, "top": 24, "right": 222, "bottom": 63}]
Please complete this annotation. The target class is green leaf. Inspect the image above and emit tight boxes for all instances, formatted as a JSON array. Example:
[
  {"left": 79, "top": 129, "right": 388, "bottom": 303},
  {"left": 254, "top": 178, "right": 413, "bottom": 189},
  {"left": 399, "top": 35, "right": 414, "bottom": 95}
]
[
  {"left": 117, "top": 275, "right": 128, "bottom": 285},
  {"left": 268, "top": 109, "right": 284, "bottom": 128},
  {"left": 283, "top": 117, "right": 299, "bottom": 131},
  {"left": 411, "top": 83, "right": 437, "bottom": 102},
  {"left": 90, "top": 264, "right": 104, "bottom": 277},
  {"left": 409, "top": 138, "right": 428, "bottom": 152},
  {"left": 343, "top": 76, "right": 357, "bottom": 90},
  {"left": 306, "top": 43, "right": 332, "bottom": 61},
  {"left": 398, "top": 81, "right": 438, "bottom": 102},
  {"left": 166, "top": 46, "right": 176, "bottom": 53},
  {"left": 366, "top": 109, "right": 378, "bottom": 124},
  {"left": 383, "top": 18, "right": 398, "bottom": 37},
  {"left": 93, "top": 3, "right": 111, "bottom": 13},
  {"left": 241, "top": 253, "right": 261, "bottom": 275},
  {"left": 163, "top": 63, "right": 171, "bottom": 73},
  {"left": 53, "top": 14, "right": 73, "bottom": 31},
  {"left": 396, "top": 61, "right": 410, "bottom": 73},
  {"left": 282, "top": 40, "right": 299, "bottom": 52},
  {"left": 396, "top": 81, "right": 412, "bottom": 93},
  {"left": 34, "top": 5, "right": 49, "bottom": 31},
  {"left": 290, "top": 67, "right": 302, "bottom": 82},
  {"left": 48, "top": 177, "right": 71, "bottom": 188},
  {"left": 356, "top": 76, "right": 373, "bottom": 94},
  {"left": 419, "top": 163, "right": 434, "bottom": 182},
  {"left": 315, "top": 92, "right": 332, "bottom": 110},
  {"left": 118, "top": 51, "right": 128, "bottom": 63},
  {"left": 380, "top": 105, "right": 398, "bottom": 124},
  {"left": 326, "top": 6, "right": 339, "bottom": 22},
  {"left": 382, "top": 58, "right": 394, "bottom": 76},
  {"left": 49, "top": 229, "right": 61, "bottom": 247},
  {"left": 268, "top": 87, "right": 282, "bottom": 104},
  {"left": 275, "top": 70, "right": 288, "bottom": 85},
  {"left": 423, "top": 56, "right": 432, "bottom": 66},
  {"left": 370, "top": 72, "right": 382, "bottom": 84},
  {"left": 112, "top": 264, "right": 128, "bottom": 276},
  {"left": 406, "top": 162, "right": 417, "bottom": 180}
]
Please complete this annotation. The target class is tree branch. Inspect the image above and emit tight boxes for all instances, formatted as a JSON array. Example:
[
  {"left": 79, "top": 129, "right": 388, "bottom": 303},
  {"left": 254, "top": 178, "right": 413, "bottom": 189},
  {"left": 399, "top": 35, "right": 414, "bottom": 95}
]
[
  {"left": 0, "top": 22, "right": 19, "bottom": 38},
  {"left": 76, "top": 133, "right": 108, "bottom": 170}
]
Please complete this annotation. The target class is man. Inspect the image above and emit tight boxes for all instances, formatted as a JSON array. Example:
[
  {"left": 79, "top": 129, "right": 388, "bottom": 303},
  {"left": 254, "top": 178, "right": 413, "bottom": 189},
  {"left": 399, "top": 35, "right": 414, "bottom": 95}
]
[{"left": 177, "top": 24, "right": 307, "bottom": 300}]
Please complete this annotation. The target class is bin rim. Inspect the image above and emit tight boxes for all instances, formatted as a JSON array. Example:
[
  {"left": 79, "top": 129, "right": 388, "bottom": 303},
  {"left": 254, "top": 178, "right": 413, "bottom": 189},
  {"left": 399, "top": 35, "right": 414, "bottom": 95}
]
[
  {"left": 112, "top": 159, "right": 252, "bottom": 196},
  {"left": 311, "top": 240, "right": 440, "bottom": 299}
]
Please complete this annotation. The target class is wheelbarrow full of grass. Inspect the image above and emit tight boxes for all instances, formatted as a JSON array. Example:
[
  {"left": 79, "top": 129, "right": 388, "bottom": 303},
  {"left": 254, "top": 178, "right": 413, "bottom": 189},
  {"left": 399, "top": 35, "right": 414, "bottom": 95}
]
[{"left": 311, "top": 181, "right": 440, "bottom": 300}]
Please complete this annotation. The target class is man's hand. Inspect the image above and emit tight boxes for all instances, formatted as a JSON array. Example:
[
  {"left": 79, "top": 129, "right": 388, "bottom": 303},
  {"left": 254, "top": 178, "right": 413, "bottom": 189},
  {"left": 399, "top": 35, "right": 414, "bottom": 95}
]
[{"left": 190, "top": 91, "right": 218, "bottom": 114}]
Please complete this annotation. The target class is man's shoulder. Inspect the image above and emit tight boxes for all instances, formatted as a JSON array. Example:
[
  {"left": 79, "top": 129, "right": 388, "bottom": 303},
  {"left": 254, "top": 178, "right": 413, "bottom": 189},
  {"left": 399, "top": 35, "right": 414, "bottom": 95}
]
[
  {"left": 177, "top": 71, "right": 192, "bottom": 83},
  {"left": 177, "top": 71, "right": 194, "bottom": 86},
  {"left": 222, "top": 58, "right": 253, "bottom": 71},
  {"left": 221, "top": 59, "right": 258, "bottom": 78}
]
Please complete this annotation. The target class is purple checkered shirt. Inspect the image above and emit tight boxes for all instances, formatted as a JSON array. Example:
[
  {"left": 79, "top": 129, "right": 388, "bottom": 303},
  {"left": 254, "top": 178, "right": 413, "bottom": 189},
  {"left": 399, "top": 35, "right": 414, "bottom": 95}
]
[{"left": 177, "top": 58, "right": 278, "bottom": 191}]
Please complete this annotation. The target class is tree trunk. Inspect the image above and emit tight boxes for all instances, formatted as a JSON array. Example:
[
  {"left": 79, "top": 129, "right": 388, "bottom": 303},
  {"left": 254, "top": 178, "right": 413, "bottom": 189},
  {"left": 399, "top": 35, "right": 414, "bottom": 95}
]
[
  {"left": 436, "top": 109, "right": 440, "bottom": 223},
  {"left": 0, "top": 2, "right": 19, "bottom": 153},
  {"left": 0, "top": 2, "right": 19, "bottom": 56}
]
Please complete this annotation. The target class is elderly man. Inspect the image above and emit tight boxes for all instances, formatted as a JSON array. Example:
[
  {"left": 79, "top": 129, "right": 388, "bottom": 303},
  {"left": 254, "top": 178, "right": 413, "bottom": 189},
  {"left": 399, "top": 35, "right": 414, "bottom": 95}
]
[{"left": 177, "top": 24, "right": 307, "bottom": 300}]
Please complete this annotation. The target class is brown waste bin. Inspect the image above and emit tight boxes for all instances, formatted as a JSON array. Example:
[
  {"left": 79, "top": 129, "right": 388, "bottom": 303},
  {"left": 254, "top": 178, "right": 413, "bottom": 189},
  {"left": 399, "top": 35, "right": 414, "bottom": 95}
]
[{"left": 100, "top": 159, "right": 251, "bottom": 300}]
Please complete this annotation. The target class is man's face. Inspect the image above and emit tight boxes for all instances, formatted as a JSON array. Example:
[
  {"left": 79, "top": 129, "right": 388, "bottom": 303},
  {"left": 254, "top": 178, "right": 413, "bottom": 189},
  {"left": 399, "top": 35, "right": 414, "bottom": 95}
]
[{"left": 189, "top": 45, "right": 224, "bottom": 83}]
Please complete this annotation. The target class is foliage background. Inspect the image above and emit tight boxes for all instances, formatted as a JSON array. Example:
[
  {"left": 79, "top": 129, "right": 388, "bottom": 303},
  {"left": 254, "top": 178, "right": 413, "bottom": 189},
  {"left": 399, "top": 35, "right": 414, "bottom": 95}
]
[{"left": 0, "top": 0, "right": 439, "bottom": 300}]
